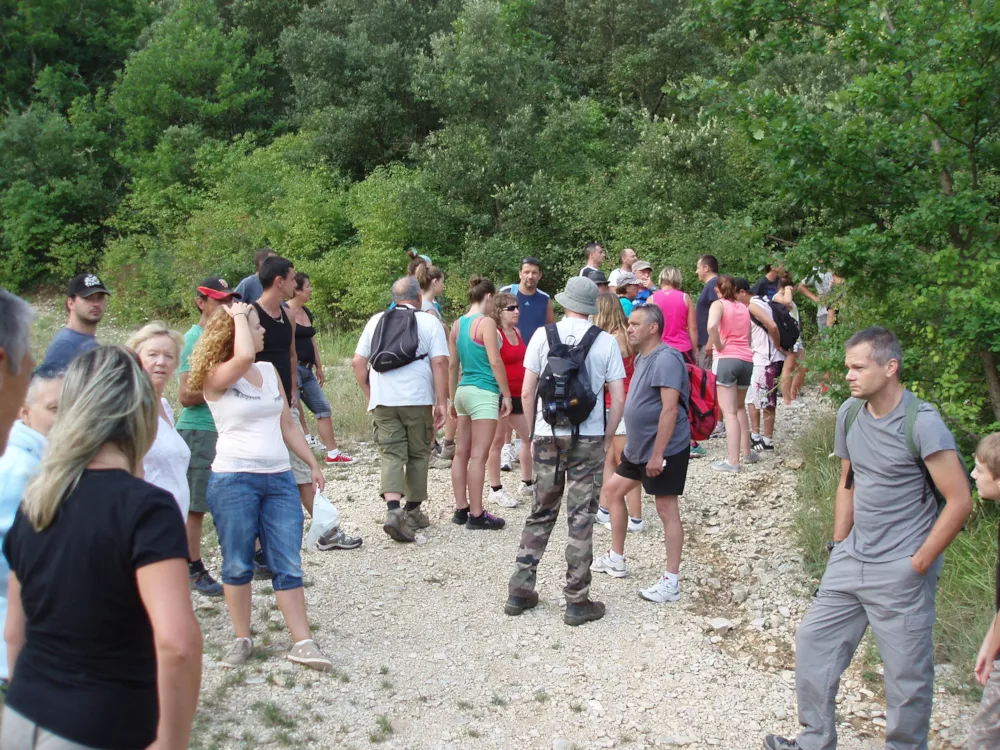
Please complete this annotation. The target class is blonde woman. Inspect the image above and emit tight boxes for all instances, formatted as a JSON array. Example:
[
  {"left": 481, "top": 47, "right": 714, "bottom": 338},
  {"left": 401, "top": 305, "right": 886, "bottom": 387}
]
[
  {"left": 188, "top": 302, "right": 331, "bottom": 671},
  {"left": 127, "top": 322, "right": 192, "bottom": 519},
  {"left": 592, "top": 293, "right": 643, "bottom": 534},
  {"left": 2, "top": 346, "right": 202, "bottom": 750}
]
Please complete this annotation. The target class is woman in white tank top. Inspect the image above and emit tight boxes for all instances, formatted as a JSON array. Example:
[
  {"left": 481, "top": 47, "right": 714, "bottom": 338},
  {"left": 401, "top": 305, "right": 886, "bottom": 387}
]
[{"left": 187, "top": 301, "right": 333, "bottom": 673}]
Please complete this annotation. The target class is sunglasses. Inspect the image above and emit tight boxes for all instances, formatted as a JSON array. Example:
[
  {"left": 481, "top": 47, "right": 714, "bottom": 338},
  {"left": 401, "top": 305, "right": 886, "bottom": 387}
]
[{"left": 504, "top": 305, "right": 519, "bottom": 312}]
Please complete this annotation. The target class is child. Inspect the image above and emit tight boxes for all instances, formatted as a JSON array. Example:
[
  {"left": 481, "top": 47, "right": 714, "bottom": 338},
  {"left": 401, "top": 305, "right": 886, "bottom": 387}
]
[{"left": 969, "top": 432, "right": 1000, "bottom": 749}]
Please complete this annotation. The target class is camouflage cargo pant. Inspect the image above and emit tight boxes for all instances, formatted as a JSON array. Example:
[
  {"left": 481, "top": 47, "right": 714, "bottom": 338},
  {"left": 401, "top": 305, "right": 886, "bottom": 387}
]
[
  {"left": 970, "top": 659, "right": 1000, "bottom": 749},
  {"left": 508, "top": 435, "right": 606, "bottom": 605}
]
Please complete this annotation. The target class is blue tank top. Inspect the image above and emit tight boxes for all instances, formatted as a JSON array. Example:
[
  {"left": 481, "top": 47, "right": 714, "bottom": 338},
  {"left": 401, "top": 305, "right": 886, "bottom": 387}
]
[{"left": 504, "top": 284, "right": 549, "bottom": 345}]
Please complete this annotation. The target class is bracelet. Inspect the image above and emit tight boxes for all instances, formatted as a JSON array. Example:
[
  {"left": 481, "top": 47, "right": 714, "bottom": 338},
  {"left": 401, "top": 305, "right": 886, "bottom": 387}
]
[{"left": 234, "top": 312, "right": 248, "bottom": 318}]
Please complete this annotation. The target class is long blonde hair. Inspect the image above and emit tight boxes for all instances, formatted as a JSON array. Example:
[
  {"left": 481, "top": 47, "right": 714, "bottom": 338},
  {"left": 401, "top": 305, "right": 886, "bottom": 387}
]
[
  {"left": 594, "top": 294, "right": 634, "bottom": 358},
  {"left": 22, "top": 346, "right": 159, "bottom": 531},
  {"left": 187, "top": 307, "right": 237, "bottom": 393}
]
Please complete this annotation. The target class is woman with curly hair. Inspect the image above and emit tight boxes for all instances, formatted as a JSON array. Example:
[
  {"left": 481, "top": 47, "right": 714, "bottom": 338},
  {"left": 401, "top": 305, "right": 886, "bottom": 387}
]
[{"left": 188, "top": 302, "right": 332, "bottom": 672}]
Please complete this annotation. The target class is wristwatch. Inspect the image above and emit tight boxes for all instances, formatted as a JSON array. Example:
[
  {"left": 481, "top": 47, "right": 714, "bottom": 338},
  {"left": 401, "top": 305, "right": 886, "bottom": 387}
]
[{"left": 826, "top": 540, "right": 839, "bottom": 553}]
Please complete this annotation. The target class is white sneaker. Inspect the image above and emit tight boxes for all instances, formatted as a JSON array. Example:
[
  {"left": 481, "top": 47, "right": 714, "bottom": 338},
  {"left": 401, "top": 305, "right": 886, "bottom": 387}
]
[
  {"left": 594, "top": 506, "right": 611, "bottom": 525},
  {"left": 590, "top": 553, "right": 628, "bottom": 578},
  {"left": 510, "top": 443, "right": 520, "bottom": 465},
  {"left": 500, "top": 444, "right": 512, "bottom": 472},
  {"left": 304, "top": 434, "right": 323, "bottom": 449},
  {"left": 489, "top": 487, "right": 518, "bottom": 508},
  {"left": 627, "top": 518, "right": 645, "bottom": 533},
  {"left": 519, "top": 481, "right": 534, "bottom": 497},
  {"left": 640, "top": 576, "right": 681, "bottom": 603}
]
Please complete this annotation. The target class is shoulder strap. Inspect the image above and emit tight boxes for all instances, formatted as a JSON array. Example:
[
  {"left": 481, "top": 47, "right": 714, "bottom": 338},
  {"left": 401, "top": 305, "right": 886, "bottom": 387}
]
[
  {"left": 545, "top": 323, "right": 561, "bottom": 349},
  {"left": 577, "top": 324, "right": 602, "bottom": 356},
  {"left": 844, "top": 399, "right": 865, "bottom": 436},
  {"left": 904, "top": 394, "right": 922, "bottom": 461}
]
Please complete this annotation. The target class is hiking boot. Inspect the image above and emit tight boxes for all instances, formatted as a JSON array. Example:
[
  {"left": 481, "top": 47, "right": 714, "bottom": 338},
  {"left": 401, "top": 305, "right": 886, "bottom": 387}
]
[
  {"left": 711, "top": 460, "right": 740, "bottom": 474},
  {"left": 451, "top": 508, "right": 469, "bottom": 525},
  {"left": 253, "top": 549, "right": 273, "bottom": 580},
  {"left": 466, "top": 510, "right": 505, "bottom": 530},
  {"left": 404, "top": 505, "right": 431, "bottom": 529},
  {"left": 763, "top": 736, "right": 800, "bottom": 750},
  {"left": 564, "top": 599, "right": 606, "bottom": 627},
  {"left": 221, "top": 637, "right": 253, "bottom": 668},
  {"left": 710, "top": 423, "right": 726, "bottom": 439},
  {"left": 287, "top": 639, "right": 333, "bottom": 672},
  {"left": 640, "top": 576, "right": 681, "bottom": 603},
  {"left": 316, "top": 527, "right": 363, "bottom": 550},
  {"left": 689, "top": 444, "right": 707, "bottom": 459},
  {"left": 590, "top": 553, "right": 627, "bottom": 578},
  {"left": 488, "top": 487, "right": 518, "bottom": 508},
  {"left": 504, "top": 590, "right": 539, "bottom": 616},
  {"left": 190, "top": 569, "right": 224, "bottom": 597},
  {"left": 429, "top": 454, "right": 452, "bottom": 470},
  {"left": 500, "top": 444, "right": 513, "bottom": 472},
  {"left": 383, "top": 508, "right": 417, "bottom": 543},
  {"left": 439, "top": 440, "right": 456, "bottom": 461}
]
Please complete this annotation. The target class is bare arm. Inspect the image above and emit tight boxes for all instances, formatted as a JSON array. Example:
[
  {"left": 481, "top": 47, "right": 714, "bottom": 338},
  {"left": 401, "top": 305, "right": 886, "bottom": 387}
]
[
  {"left": 749, "top": 302, "right": 782, "bottom": 349},
  {"left": 978, "top": 612, "right": 1000, "bottom": 685},
  {"left": 204, "top": 304, "right": 256, "bottom": 394},
  {"left": 137, "top": 559, "right": 203, "bottom": 750},
  {"left": 545, "top": 299, "right": 556, "bottom": 324},
  {"left": 646, "top": 387, "right": 680, "bottom": 477},
  {"left": 448, "top": 320, "right": 461, "bottom": 402},
  {"left": 685, "top": 293, "right": 698, "bottom": 352},
  {"left": 833, "top": 458, "right": 855, "bottom": 542},
  {"left": 605, "top": 379, "right": 625, "bottom": 452},
  {"left": 521, "top": 369, "right": 539, "bottom": 433},
  {"left": 352, "top": 355, "right": 370, "bottom": 403},
  {"left": 430, "top": 356, "right": 448, "bottom": 430},
  {"left": 707, "top": 300, "right": 724, "bottom": 351},
  {"left": 177, "top": 372, "right": 205, "bottom": 408},
  {"left": 479, "top": 318, "right": 511, "bottom": 397},
  {"left": 911, "top": 450, "right": 973, "bottom": 574},
  {"left": 312, "top": 337, "right": 324, "bottom": 386},
  {"left": 4, "top": 573, "right": 25, "bottom": 678},
  {"left": 797, "top": 281, "right": 820, "bottom": 304}
]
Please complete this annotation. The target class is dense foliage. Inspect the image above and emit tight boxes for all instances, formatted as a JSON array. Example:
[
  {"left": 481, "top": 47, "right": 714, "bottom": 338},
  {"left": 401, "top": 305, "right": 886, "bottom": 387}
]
[{"left": 3, "top": 0, "right": 999, "bottom": 440}]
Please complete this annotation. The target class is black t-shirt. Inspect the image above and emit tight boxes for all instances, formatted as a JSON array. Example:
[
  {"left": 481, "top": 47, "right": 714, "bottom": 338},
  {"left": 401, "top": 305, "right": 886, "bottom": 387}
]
[
  {"left": 254, "top": 301, "right": 294, "bottom": 397},
  {"left": 294, "top": 307, "right": 316, "bottom": 367},
  {"left": 3, "top": 470, "right": 188, "bottom": 749},
  {"left": 695, "top": 276, "right": 719, "bottom": 347},
  {"left": 751, "top": 275, "right": 780, "bottom": 300}
]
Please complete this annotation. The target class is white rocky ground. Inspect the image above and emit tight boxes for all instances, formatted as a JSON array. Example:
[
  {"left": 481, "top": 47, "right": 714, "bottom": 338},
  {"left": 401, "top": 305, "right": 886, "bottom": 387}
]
[{"left": 190, "top": 396, "right": 976, "bottom": 750}]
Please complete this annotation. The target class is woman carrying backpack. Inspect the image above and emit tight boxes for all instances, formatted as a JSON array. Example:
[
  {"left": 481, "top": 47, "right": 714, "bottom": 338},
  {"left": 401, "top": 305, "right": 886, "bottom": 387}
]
[
  {"left": 448, "top": 277, "right": 511, "bottom": 530},
  {"left": 707, "top": 275, "right": 755, "bottom": 473},
  {"left": 775, "top": 273, "right": 807, "bottom": 407}
]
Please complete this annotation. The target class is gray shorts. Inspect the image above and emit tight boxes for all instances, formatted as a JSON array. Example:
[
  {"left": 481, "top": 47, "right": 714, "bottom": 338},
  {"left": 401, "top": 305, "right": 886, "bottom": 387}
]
[
  {"left": 288, "top": 411, "right": 313, "bottom": 485},
  {"left": 713, "top": 357, "right": 753, "bottom": 388}
]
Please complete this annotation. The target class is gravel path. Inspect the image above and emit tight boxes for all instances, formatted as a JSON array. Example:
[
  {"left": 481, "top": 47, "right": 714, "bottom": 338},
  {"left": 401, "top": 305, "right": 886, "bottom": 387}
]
[{"left": 191, "top": 396, "right": 975, "bottom": 750}]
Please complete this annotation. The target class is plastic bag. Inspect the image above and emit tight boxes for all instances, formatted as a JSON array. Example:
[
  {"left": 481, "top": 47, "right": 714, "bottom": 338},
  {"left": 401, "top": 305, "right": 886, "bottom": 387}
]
[{"left": 304, "top": 490, "right": 340, "bottom": 550}]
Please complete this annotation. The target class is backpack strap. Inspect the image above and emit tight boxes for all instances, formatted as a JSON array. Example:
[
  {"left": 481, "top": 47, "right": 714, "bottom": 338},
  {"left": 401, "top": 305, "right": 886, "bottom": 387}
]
[
  {"left": 544, "top": 323, "right": 561, "bottom": 350},
  {"left": 904, "top": 394, "right": 922, "bottom": 462},
  {"left": 577, "top": 324, "right": 602, "bottom": 357},
  {"left": 842, "top": 399, "right": 866, "bottom": 490}
]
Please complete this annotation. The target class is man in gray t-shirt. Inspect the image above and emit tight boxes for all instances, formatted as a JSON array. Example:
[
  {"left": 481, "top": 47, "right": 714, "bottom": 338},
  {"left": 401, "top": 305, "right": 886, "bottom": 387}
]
[
  {"left": 765, "top": 327, "right": 972, "bottom": 750},
  {"left": 591, "top": 305, "right": 692, "bottom": 606}
]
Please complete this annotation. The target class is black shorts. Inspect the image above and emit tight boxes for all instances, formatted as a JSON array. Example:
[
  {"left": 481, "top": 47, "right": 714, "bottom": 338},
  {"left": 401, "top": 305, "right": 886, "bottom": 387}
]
[
  {"left": 500, "top": 396, "right": 524, "bottom": 415},
  {"left": 615, "top": 448, "right": 689, "bottom": 497}
]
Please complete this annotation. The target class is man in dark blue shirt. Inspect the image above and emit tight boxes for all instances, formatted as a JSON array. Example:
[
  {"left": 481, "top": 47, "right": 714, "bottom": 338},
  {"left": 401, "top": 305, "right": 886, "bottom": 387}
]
[
  {"left": 751, "top": 263, "right": 784, "bottom": 301},
  {"left": 42, "top": 274, "right": 110, "bottom": 371},
  {"left": 695, "top": 255, "right": 719, "bottom": 368},
  {"left": 503, "top": 257, "right": 555, "bottom": 345}
]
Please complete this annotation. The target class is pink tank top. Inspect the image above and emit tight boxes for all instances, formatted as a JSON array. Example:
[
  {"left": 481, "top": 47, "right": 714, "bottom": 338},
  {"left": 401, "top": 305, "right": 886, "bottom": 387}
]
[
  {"left": 717, "top": 299, "right": 753, "bottom": 362},
  {"left": 651, "top": 289, "right": 692, "bottom": 352}
]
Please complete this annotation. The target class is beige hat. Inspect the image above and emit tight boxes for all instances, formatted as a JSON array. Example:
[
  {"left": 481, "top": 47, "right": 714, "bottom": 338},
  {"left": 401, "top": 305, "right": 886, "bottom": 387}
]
[{"left": 632, "top": 261, "right": 652, "bottom": 272}]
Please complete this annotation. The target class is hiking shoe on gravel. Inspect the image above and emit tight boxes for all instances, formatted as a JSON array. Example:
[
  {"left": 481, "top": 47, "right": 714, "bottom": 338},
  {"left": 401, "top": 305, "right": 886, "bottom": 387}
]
[
  {"left": 467, "top": 510, "right": 505, "bottom": 530},
  {"left": 404, "top": 506, "right": 431, "bottom": 529},
  {"left": 253, "top": 549, "right": 273, "bottom": 580},
  {"left": 429, "top": 454, "right": 452, "bottom": 470},
  {"left": 519, "top": 481, "right": 534, "bottom": 497},
  {"left": 451, "top": 509, "right": 469, "bottom": 525},
  {"left": 305, "top": 434, "right": 323, "bottom": 449},
  {"left": 763, "top": 736, "right": 800, "bottom": 750},
  {"left": 439, "top": 441, "right": 456, "bottom": 461},
  {"left": 500, "top": 444, "right": 513, "bottom": 472},
  {"left": 222, "top": 637, "right": 253, "bottom": 668},
  {"left": 711, "top": 460, "right": 740, "bottom": 474},
  {"left": 190, "top": 569, "right": 223, "bottom": 597},
  {"left": 564, "top": 599, "right": 605, "bottom": 627},
  {"left": 504, "top": 591, "right": 539, "bottom": 616},
  {"left": 383, "top": 508, "right": 417, "bottom": 543},
  {"left": 640, "top": 576, "right": 681, "bottom": 603},
  {"left": 488, "top": 487, "right": 518, "bottom": 508},
  {"left": 316, "top": 527, "right": 363, "bottom": 550},
  {"left": 762, "top": 441, "right": 775, "bottom": 451},
  {"left": 689, "top": 444, "right": 707, "bottom": 458},
  {"left": 590, "top": 553, "right": 627, "bottom": 578},
  {"left": 287, "top": 639, "right": 333, "bottom": 672},
  {"left": 751, "top": 436, "right": 765, "bottom": 452}
]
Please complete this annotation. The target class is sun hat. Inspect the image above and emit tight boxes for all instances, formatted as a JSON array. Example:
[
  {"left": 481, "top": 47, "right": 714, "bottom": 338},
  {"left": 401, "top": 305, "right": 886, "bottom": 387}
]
[{"left": 555, "top": 276, "right": 600, "bottom": 316}]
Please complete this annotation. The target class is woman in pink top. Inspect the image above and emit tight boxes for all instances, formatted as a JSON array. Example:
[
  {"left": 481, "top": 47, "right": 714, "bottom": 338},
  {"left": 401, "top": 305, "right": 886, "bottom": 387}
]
[
  {"left": 650, "top": 267, "right": 697, "bottom": 361},
  {"left": 707, "top": 275, "right": 755, "bottom": 472}
]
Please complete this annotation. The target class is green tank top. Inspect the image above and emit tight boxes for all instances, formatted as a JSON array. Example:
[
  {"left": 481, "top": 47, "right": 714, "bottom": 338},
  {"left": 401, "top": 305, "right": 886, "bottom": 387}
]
[{"left": 458, "top": 313, "right": 499, "bottom": 393}]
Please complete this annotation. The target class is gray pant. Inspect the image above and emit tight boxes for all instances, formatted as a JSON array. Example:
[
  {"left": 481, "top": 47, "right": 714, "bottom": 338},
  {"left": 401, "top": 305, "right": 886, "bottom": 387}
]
[
  {"left": 794, "top": 547, "right": 940, "bottom": 750},
  {"left": 969, "top": 659, "right": 1000, "bottom": 749},
  {"left": 0, "top": 706, "right": 100, "bottom": 749}
]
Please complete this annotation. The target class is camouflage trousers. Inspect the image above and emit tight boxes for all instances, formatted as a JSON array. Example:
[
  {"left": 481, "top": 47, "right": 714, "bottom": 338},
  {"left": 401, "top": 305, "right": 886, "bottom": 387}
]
[
  {"left": 508, "top": 435, "right": 606, "bottom": 605},
  {"left": 970, "top": 659, "right": 1000, "bottom": 749}
]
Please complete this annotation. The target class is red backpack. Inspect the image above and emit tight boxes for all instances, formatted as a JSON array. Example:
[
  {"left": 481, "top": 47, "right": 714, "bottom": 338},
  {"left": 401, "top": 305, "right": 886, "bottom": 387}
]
[{"left": 686, "top": 363, "right": 719, "bottom": 441}]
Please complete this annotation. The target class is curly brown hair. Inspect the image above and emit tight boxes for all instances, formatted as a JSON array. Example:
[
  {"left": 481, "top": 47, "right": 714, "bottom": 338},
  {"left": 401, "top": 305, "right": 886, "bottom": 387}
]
[
  {"left": 187, "top": 307, "right": 238, "bottom": 393},
  {"left": 491, "top": 291, "right": 517, "bottom": 325}
]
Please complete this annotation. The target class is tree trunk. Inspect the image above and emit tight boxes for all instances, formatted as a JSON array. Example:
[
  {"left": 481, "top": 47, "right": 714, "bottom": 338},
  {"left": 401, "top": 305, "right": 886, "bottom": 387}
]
[{"left": 981, "top": 347, "right": 1000, "bottom": 423}]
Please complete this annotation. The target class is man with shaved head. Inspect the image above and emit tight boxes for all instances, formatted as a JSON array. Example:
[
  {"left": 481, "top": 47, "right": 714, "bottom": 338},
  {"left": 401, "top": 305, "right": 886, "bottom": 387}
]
[{"left": 353, "top": 277, "right": 450, "bottom": 543}]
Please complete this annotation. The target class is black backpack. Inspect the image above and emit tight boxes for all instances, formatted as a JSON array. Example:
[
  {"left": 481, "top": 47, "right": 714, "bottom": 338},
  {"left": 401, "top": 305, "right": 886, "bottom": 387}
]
[
  {"left": 536, "top": 324, "right": 602, "bottom": 438},
  {"left": 369, "top": 306, "right": 427, "bottom": 373},
  {"left": 752, "top": 297, "right": 800, "bottom": 352}
]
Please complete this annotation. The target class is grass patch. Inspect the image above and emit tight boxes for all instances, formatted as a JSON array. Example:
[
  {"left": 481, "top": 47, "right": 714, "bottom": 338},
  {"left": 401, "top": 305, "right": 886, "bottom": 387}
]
[
  {"left": 255, "top": 702, "right": 296, "bottom": 729},
  {"left": 489, "top": 693, "right": 507, "bottom": 707},
  {"left": 534, "top": 691, "right": 549, "bottom": 703},
  {"left": 379, "top": 678, "right": 394, "bottom": 691},
  {"left": 467, "top": 728, "right": 482, "bottom": 738},
  {"left": 456, "top": 699, "right": 473, "bottom": 710},
  {"left": 569, "top": 701, "right": 584, "bottom": 713},
  {"left": 369, "top": 716, "right": 393, "bottom": 743},
  {"left": 379, "top": 665, "right": 390, "bottom": 675}
]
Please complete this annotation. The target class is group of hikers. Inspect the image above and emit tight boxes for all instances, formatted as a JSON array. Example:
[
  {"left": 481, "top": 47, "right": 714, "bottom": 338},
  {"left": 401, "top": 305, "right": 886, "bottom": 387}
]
[{"left": 0, "top": 240, "right": 997, "bottom": 750}]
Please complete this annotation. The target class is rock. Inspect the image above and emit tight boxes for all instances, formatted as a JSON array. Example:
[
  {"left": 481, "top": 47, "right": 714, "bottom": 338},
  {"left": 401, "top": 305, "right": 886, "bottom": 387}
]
[
  {"left": 707, "top": 618, "right": 733, "bottom": 636},
  {"left": 770, "top": 613, "right": 784, "bottom": 629},
  {"left": 553, "top": 738, "right": 574, "bottom": 750},
  {"left": 731, "top": 586, "right": 749, "bottom": 604},
  {"left": 778, "top": 606, "right": 791, "bottom": 618},
  {"left": 706, "top": 578, "right": 723, "bottom": 590},
  {"left": 657, "top": 736, "right": 695, "bottom": 746},
  {"left": 786, "top": 458, "right": 804, "bottom": 470}
]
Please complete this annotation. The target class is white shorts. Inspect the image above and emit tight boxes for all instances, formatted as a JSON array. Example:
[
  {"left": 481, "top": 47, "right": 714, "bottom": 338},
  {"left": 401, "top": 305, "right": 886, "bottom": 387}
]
[{"left": 605, "top": 408, "right": 626, "bottom": 436}]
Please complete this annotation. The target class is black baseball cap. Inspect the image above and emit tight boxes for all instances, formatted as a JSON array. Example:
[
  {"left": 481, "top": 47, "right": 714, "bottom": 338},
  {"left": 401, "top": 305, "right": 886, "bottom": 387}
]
[
  {"left": 196, "top": 276, "right": 241, "bottom": 301},
  {"left": 67, "top": 273, "right": 111, "bottom": 298},
  {"left": 734, "top": 277, "right": 752, "bottom": 294},
  {"left": 591, "top": 271, "right": 609, "bottom": 286}
]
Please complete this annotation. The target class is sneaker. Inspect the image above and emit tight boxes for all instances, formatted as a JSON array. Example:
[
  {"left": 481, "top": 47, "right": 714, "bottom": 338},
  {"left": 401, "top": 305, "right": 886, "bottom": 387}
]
[
  {"left": 451, "top": 508, "right": 469, "bottom": 525},
  {"left": 488, "top": 487, "right": 518, "bottom": 508},
  {"left": 504, "top": 590, "right": 539, "bottom": 616},
  {"left": 590, "top": 553, "right": 627, "bottom": 578},
  {"left": 594, "top": 506, "right": 610, "bottom": 525},
  {"left": 221, "top": 637, "right": 253, "bottom": 668},
  {"left": 383, "top": 508, "right": 417, "bottom": 543},
  {"left": 710, "top": 423, "right": 726, "bottom": 439},
  {"left": 500, "top": 444, "right": 512, "bottom": 472},
  {"left": 751, "top": 436, "right": 765, "bottom": 451},
  {"left": 190, "top": 569, "right": 224, "bottom": 597},
  {"left": 762, "top": 441, "right": 775, "bottom": 451},
  {"left": 510, "top": 449, "right": 520, "bottom": 466},
  {"left": 404, "top": 506, "right": 431, "bottom": 529},
  {"left": 466, "top": 510, "right": 505, "bottom": 530},
  {"left": 326, "top": 451, "right": 356, "bottom": 464},
  {"left": 429, "top": 454, "right": 452, "bottom": 470},
  {"left": 712, "top": 460, "right": 740, "bottom": 474},
  {"left": 784, "top": 400, "right": 806, "bottom": 410},
  {"left": 287, "top": 639, "right": 333, "bottom": 673},
  {"left": 519, "top": 481, "right": 534, "bottom": 497},
  {"left": 305, "top": 434, "right": 323, "bottom": 449},
  {"left": 639, "top": 576, "right": 681, "bottom": 603},
  {"left": 627, "top": 518, "right": 645, "bottom": 533},
  {"left": 253, "top": 549, "right": 273, "bottom": 580},
  {"left": 316, "top": 527, "right": 363, "bottom": 550},
  {"left": 743, "top": 451, "right": 761, "bottom": 464},
  {"left": 564, "top": 599, "right": 605, "bottom": 627},
  {"left": 689, "top": 444, "right": 707, "bottom": 459},
  {"left": 439, "top": 441, "right": 456, "bottom": 461},
  {"left": 763, "top": 736, "right": 800, "bottom": 750}
]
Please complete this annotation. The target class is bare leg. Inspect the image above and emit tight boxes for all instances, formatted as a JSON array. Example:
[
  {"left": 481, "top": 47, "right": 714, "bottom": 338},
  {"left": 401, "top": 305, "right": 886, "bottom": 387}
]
[
  {"left": 451, "top": 416, "right": 472, "bottom": 509},
  {"left": 298, "top": 483, "right": 313, "bottom": 517},
  {"left": 656, "top": 496, "right": 683, "bottom": 575},
  {"left": 275, "top": 587, "right": 312, "bottom": 643},
  {"left": 315, "top": 416, "right": 339, "bottom": 452},
  {"left": 510, "top": 413, "right": 533, "bottom": 482},
  {"left": 748, "top": 402, "right": 761, "bottom": 435},
  {"left": 445, "top": 410, "right": 457, "bottom": 443},
  {"left": 792, "top": 352, "right": 808, "bottom": 399},
  {"left": 604, "top": 473, "right": 639, "bottom": 556},
  {"left": 468, "top": 419, "right": 498, "bottom": 516},
  {"left": 487, "top": 415, "right": 509, "bottom": 488},
  {"left": 737, "top": 387, "right": 751, "bottom": 457},
  {"left": 718, "top": 384, "right": 742, "bottom": 465},
  {"left": 763, "top": 407, "right": 776, "bottom": 439},
  {"left": 186, "top": 511, "right": 205, "bottom": 562},
  {"left": 223, "top": 583, "right": 252, "bottom": 639},
  {"left": 297, "top": 400, "right": 308, "bottom": 434},
  {"left": 781, "top": 351, "right": 797, "bottom": 405}
]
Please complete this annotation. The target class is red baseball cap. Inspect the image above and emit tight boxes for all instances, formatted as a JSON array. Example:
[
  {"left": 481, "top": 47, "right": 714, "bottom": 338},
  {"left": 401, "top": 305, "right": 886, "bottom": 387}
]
[{"left": 196, "top": 277, "right": 241, "bottom": 301}]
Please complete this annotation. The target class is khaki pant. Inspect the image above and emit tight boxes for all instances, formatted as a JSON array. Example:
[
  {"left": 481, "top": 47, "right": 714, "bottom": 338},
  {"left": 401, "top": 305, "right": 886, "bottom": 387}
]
[
  {"left": 371, "top": 405, "right": 434, "bottom": 505},
  {"left": 0, "top": 706, "right": 100, "bottom": 750},
  {"left": 970, "top": 659, "right": 1000, "bottom": 749}
]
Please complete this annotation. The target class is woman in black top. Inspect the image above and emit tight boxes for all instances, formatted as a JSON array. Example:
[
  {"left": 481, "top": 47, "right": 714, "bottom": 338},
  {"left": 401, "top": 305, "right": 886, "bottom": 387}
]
[{"left": 2, "top": 346, "right": 202, "bottom": 750}]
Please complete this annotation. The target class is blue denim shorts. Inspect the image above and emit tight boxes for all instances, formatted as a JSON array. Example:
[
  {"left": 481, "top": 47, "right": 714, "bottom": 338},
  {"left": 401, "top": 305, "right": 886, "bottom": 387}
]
[
  {"left": 297, "top": 364, "right": 331, "bottom": 419},
  {"left": 207, "top": 470, "right": 304, "bottom": 591}
]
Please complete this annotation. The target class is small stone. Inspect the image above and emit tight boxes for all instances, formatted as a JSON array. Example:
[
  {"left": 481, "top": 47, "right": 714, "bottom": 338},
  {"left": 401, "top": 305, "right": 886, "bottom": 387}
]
[
  {"left": 778, "top": 606, "right": 791, "bottom": 618},
  {"left": 872, "top": 717, "right": 887, "bottom": 728},
  {"left": 707, "top": 618, "right": 733, "bottom": 636},
  {"left": 553, "top": 738, "right": 573, "bottom": 750},
  {"left": 731, "top": 586, "right": 749, "bottom": 604}
]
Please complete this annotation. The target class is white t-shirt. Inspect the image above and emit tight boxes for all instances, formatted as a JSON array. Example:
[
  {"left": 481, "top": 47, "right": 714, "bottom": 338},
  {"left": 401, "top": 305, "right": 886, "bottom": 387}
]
[
  {"left": 355, "top": 306, "right": 450, "bottom": 410},
  {"left": 607, "top": 268, "right": 626, "bottom": 287},
  {"left": 143, "top": 399, "right": 192, "bottom": 518},
  {"left": 810, "top": 268, "right": 835, "bottom": 316},
  {"left": 749, "top": 297, "right": 786, "bottom": 366},
  {"left": 524, "top": 318, "right": 626, "bottom": 437}
]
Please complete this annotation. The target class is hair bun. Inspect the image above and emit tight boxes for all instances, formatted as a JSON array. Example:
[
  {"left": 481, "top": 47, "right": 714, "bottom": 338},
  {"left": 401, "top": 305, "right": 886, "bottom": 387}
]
[{"left": 469, "top": 275, "right": 484, "bottom": 290}]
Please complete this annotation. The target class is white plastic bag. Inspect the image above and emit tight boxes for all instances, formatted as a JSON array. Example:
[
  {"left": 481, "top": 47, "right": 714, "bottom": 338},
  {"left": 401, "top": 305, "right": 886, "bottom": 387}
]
[{"left": 304, "top": 490, "right": 340, "bottom": 550}]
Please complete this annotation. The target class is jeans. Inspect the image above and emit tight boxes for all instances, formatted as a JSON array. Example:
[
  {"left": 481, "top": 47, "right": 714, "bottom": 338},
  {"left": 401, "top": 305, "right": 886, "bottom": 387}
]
[
  {"left": 297, "top": 364, "right": 331, "bottom": 419},
  {"left": 371, "top": 405, "right": 434, "bottom": 504},
  {"left": 207, "top": 471, "right": 304, "bottom": 591}
]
